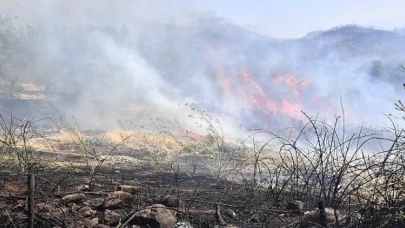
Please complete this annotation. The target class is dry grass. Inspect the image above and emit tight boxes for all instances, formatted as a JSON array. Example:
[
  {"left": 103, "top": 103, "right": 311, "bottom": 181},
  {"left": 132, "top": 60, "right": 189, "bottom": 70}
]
[
  {"left": 48, "top": 129, "right": 85, "bottom": 143},
  {"left": 28, "top": 137, "right": 54, "bottom": 152},
  {"left": 103, "top": 129, "right": 184, "bottom": 152}
]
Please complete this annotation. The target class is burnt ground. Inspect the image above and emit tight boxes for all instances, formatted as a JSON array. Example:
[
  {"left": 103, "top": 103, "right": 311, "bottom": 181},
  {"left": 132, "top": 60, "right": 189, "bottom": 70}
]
[
  {"left": 0, "top": 125, "right": 304, "bottom": 228},
  {"left": 0, "top": 154, "right": 298, "bottom": 228}
]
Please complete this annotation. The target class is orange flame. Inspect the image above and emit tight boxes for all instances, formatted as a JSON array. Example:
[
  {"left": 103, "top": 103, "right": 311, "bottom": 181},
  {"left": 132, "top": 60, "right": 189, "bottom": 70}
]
[
  {"left": 205, "top": 44, "right": 339, "bottom": 120},
  {"left": 274, "top": 74, "right": 311, "bottom": 97},
  {"left": 240, "top": 67, "right": 277, "bottom": 112},
  {"left": 281, "top": 99, "right": 302, "bottom": 116}
]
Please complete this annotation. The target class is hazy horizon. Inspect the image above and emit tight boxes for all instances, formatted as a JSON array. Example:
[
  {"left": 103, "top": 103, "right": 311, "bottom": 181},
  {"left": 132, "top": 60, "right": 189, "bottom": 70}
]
[{"left": 1, "top": 0, "right": 405, "bottom": 38}]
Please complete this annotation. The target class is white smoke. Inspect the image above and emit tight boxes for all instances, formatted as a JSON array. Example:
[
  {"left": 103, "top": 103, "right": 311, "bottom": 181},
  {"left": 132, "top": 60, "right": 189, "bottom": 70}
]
[{"left": 0, "top": 0, "right": 403, "bottom": 138}]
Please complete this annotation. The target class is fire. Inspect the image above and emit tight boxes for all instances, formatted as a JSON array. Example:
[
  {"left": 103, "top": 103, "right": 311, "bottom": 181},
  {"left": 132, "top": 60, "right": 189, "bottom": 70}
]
[
  {"left": 214, "top": 64, "right": 307, "bottom": 117},
  {"left": 205, "top": 43, "right": 340, "bottom": 121},
  {"left": 281, "top": 99, "right": 302, "bottom": 116},
  {"left": 216, "top": 65, "right": 233, "bottom": 95},
  {"left": 240, "top": 67, "right": 277, "bottom": 112},
  {"left": 274, "top": 73, "right": 311, "bottom": 97}
]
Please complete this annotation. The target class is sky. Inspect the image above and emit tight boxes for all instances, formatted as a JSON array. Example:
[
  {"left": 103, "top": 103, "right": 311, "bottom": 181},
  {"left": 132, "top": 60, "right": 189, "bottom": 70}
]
[
  {"left": 168, "top": 0, "right": 405, "bottom": 38},
  {"left": 0, "top": 0, "right": 404, "bottom": 38}
]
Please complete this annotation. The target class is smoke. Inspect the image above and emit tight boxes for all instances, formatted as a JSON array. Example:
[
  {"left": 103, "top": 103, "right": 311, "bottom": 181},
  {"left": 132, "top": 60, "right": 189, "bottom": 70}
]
[{"left": 0, "top": 0, "right": 404, "bottom": 139}]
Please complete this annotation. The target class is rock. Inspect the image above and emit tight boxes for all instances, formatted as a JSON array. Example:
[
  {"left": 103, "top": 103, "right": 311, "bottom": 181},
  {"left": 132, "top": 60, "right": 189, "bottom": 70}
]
[
  {"left": 175, "top": 221, "right": 193, "bottom": 228},
  {"left": 83, "top": 217, "right": 99, "bottom": 228},
  {"left": 61, "top": 193, "right": 86, "bottom": 204},
  {"left": 223, "top": 209, "right": 237, "bottom": 219},
  {"left": 108, "top": 191, "right": 133, "bottom": 201},
  {"left": 36, "top": 202, "right": 53, "bottom": 212},
  {"left": 103, "top": 198, "right": 123, "bottom": 209},
  {"left": 73, "top": 184, "right": 90, "bottom": 191},
  {"left": 302, "top": 208, "right": 338, "bottom": 227},
  {"left": 75, "top": 184, "right": 90, "bottom": 191},
  {"left": 103, "top": 209, "right": 122, "bottom": 226},
  {"left": 161, "top": 195, "right": 180, "bottom": 208},
  {"left": 103, "top": 191, "right": 133, "bottom": 209},
  {"left": 93, "top": 224, "right": 111, "bottom": 228},
  {"left": 130, "top": 204, "right": 176, "bottom": 228},
  {"left": 78, "top": 206, "right": 94, "bottom": 217},
  {"left": 68, "top": 203, "right": 80, "bottom": 212},
  {"left": 117, "top": 184, "right": 138, "bottom": 194},
  {"left": 286, "top": 200, "right": 304, "bottom": 213},
  {"left": 83, "top": 198, "right": 105, "bottom": 209}
]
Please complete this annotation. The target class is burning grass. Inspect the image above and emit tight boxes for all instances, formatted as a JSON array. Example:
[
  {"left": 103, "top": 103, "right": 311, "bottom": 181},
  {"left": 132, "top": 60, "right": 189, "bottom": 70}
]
[{"left": 103, "top": 129, "right": 184, "bottom": 152}]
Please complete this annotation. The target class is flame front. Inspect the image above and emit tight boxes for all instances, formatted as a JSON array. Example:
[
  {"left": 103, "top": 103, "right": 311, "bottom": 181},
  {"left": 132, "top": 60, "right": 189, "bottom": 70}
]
[{"left": 206, "top": 44, "right": 339, "bottom": 124}]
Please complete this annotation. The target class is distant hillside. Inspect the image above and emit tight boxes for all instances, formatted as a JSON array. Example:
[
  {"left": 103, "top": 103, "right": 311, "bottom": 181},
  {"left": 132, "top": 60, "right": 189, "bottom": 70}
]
[
  {"left": 134, "top": 22, "right": 405, "bottom": 128},
  {"left": 0, "top": 15, "right": 404, "bottom": 129},
  {"left": 136, "top": 22, "right": 405, "bottom": 88}
]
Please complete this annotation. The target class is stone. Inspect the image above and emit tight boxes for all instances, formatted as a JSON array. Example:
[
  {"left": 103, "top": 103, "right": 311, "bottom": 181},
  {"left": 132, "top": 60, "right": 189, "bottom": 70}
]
[
  {"left": 83, "top": 198, "right": 105, "bottom": 209},
  {"left": 286, "top": 200, "right": 304, "bottom": 213},
  {"left": 117, "top": 184, "right": 138, "bottom": 194},
  {"left": 130, "top": 204, "right": 176, "bottom": 228},
  {"left": 302, "top": 208, "right": 339, "bottom": 227},
  {"left": 83, "top": 217, "right": 99, "bottom": 228},
  {"left": 93, "top": 224, "right": 110, "bottom": 228},
  {"left": 103, "top": 191, "right": 133, "bottom": 209},
  {"left": 103, "top": 209, "right": 122, "bottom": 226},
  {"left": 61, "top": 193, "right": 86, "bottom": 204},
  {"left": 75, "top": 184, "right": 90, "bottom": 191},
  {"left": 160, "top": 195, "right": 180, "bottom": 208},
  {"left": 36, "top": 202, "right": 53, "bottom": 212},
  {"left": 78, "top": 206, "right": 94, "bottom": 217}
]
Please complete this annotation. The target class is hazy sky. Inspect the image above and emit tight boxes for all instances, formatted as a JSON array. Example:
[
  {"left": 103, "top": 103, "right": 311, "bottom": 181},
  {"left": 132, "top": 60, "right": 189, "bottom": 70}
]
[
  {"left": 170, "top": 0, "right": 405, "bottom": 38},
  {"left": 0, "top": 0, "right": 404, "bottom": 38}
]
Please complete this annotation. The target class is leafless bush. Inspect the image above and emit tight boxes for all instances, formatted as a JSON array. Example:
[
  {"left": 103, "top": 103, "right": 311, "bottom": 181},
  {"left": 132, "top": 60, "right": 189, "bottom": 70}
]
[{"left": 177, "top": 103, "right": 253, "bottom": 180}]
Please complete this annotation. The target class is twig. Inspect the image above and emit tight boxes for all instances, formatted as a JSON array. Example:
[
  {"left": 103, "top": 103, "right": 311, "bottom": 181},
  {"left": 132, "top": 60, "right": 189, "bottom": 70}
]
[
  {"left": 119, "top": 210, "right": 139, "bottom": 228},
  {"left": 0, "top": 195, "right": 27, "bottom": 200},
  {"left": 215, "top": 204, "right": 227, "bottom": 226},
  {"left": 28, "top": 173, "right": 35, "bottom": 228}
]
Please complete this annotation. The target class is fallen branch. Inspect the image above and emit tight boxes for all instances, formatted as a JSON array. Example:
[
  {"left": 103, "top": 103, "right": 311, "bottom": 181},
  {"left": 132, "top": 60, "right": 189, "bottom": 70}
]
[
  {"left": 0, "top": 195, "right": 26, "bottom": 200},
  {"left": 215, "top": 204, "right": 227, "bottom": 226}
]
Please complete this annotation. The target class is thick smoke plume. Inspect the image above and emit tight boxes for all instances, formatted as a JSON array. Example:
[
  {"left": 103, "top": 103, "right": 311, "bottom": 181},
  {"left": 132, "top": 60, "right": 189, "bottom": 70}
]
[{"left": 0, "top": 0, "right": 404, "bottom": 138}]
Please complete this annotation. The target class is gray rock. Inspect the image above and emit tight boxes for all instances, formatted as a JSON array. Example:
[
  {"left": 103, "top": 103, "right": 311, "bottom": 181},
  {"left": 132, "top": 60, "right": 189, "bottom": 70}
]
[
  {"left": 286, "top": 200, "right": 304, "bottom": 213},
  {"left": 83, "top": 198, "right": 105, "bottom": 209},
  {"left": 302, "top": 208, "right": 339, "bottom": 227},
  {"left": 161, "top": 195, "right": 180, "bottom": 208},
  {"left": 130, "top": 204, "right": 176, "bottom": 228},
  {"left": 78, "top": 206, "right": 94, "bottom": 217},
  {"left": 61, "top": 193, "right": 86, "bottom": 204},
  {"left": 103, "top": 191, "right": 133, "bottom": 209},
  {"left": 117, "top": 184, "right": 138, "bottom": 194},
  {"left": 83, "top": 217, "right": 99, "bottom": 228},
  {"left": 103, "top": 209, "right": 122, "bottom": 226}
]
